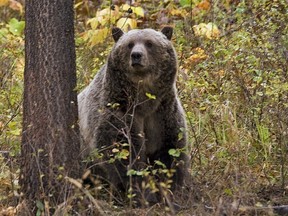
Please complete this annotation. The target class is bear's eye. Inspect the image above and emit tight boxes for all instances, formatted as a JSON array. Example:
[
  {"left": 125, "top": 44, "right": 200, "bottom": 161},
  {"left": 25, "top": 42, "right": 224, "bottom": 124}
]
[
  {"left": 128, "top": 42, "right": 134, "bottom": 49},
  {"left": 146, "top": 41, "right": 153, "bottom": 48}
]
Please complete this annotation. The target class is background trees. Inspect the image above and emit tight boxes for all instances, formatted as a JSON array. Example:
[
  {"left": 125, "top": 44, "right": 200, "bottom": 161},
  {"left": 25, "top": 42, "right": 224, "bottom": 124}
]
[{"left": 0, "top": 0, "right": 287, "bottom": 215}]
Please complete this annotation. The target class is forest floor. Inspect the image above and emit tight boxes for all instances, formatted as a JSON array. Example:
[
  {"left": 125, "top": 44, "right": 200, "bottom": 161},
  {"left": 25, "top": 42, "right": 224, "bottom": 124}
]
[{"left": 0, "top": 154, "right": 288, "bottom": 215}]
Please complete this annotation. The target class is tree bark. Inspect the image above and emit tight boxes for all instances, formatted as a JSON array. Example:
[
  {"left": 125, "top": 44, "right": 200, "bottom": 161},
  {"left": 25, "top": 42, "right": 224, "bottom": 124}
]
[{"left": 20, "top": 0, "right": 80, "bottom": 213}]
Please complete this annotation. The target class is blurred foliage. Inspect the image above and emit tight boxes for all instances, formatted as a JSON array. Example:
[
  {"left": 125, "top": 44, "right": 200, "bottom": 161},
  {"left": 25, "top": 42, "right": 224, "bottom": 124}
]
[
  {"left": 1, "top": 0, "right": 288, "bottom": 214},
  {"left": 0, "top": 6, "right": 24, "bottom": 155}
]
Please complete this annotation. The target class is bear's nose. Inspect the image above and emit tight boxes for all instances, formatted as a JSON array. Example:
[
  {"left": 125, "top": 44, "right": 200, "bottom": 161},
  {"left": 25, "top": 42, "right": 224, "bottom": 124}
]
[
  {"left": 131, "top": 52, "right": 143, "bottom": 66},
  {"left": 131, "top": 52, "right": 143, "bottom": 61}
]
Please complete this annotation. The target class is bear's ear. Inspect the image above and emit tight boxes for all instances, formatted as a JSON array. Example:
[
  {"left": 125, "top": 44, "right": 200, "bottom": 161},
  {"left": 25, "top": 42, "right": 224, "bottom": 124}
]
[
  {"left": 112, "top": 27, "right": 124, "bottom": 42},
  {"left": 161, "top": 26, "right": 173, "bottom": 40}
]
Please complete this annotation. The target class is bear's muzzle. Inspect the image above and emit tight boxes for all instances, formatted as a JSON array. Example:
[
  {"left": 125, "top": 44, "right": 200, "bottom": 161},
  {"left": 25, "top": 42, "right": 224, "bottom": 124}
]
[{"left": 131, "top": 51, "right": 143, "bottom": 67}]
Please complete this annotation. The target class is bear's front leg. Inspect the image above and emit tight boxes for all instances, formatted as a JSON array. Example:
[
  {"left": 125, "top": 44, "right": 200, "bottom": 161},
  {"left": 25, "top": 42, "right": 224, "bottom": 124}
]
[
  {"left": 96, "top": 113, "right": 147, "bottom": 204},
  {"left": 120, "top": 113, "right": 149, "bottom": 205},
  {"left": 158, "top": 100, "right": 189, "bottom": 191}
]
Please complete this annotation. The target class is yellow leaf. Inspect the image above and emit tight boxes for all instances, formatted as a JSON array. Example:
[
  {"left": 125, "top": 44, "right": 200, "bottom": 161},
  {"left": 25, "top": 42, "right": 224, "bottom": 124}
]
[
  {"left": 193, "top": 22, "right": 220, "bottom": 39},
  {"left": 117, "top": 18, "right": 137, "bottom": 31},
  {"left": 87, "top": 6, "right": 120, "bottom": 29},
  {"left": 196, "top": 0, "right": 210, "bottom": 10},
  {"left": 112, "top": 148, "right": 119, "bottom": 153},
  {"left": 122, "top": 4, "right": 131, "bottom": 11},
  {"left": 96, "top": 9, "right": 109, "bottom": 26},
  {"left": 170, "top": 8, "right": 187, "bottom": 17},
  {"left": 193, "top": 23, "right": 208, "bottom": 37},
  {"left": 0, "top": 0, "right": 9, "bottom": 7},
  {"left": 206, "top": 22, "right": 220, "bottom": 39},
  {"left": 188, "top": 47, "right": 208, "bottom": 63},
  {"left": 74, "top": 1, "right": 83, "bottom": 9},
  {"left": 109, "top": 5, "right": 120, "bottom": 23},
  {"left": 217, "top": 70, "right": 225, "bottom": 77},
  {"left": 65, "top": 177, "right": 82, "bottom": 189},
  {"left": 0, "top": 207, "right": 16, "bottom": 216},
  {"left": 88, "top": 28, "right": 109, "bottom": 47},
  {"left": 188, "top": 53, "right": 208, "bottom": 63},
  {"left": 134, "top": 6, "right": 144, "bottom": 17},
  {"left": 97, "top": 8, "right": 111, "bottom": 17},
  {"left": 87, "top": 17, "right": 99, "bottom": 30},
  {"left": 121, "top": 4, "right": 144, "bottom": 17}
]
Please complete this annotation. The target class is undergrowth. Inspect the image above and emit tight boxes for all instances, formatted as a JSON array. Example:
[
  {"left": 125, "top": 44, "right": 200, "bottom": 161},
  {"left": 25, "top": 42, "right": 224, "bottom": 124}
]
[{"left": 0, "top": 0, "right": 287, "bottom": 215}]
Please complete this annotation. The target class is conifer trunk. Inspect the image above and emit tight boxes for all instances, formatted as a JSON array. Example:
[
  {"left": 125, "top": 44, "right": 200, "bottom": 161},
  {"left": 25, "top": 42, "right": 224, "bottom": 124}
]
[{"left": 20, "top": 0, "right": 80, "bottom": 213}]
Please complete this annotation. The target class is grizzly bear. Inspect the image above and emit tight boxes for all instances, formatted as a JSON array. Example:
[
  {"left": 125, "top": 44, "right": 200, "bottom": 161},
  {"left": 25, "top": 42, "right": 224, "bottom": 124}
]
[{"left": 78, "top": 27, "right": 189, "bottom": 205}]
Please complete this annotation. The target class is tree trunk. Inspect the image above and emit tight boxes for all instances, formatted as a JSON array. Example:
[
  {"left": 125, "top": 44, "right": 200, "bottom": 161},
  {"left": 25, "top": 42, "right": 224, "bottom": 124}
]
[{"left": 20, "top": 0, "right": 80, "bottom": 213}]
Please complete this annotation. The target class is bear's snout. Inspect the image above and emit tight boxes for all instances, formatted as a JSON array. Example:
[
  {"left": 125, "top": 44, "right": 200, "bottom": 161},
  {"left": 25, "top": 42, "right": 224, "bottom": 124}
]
[
  {"left": 131, "top": 51, "right": 143, "bottom": 66},
  {"left": 129, "top": 43, "right": 147, "bottom": 68}
]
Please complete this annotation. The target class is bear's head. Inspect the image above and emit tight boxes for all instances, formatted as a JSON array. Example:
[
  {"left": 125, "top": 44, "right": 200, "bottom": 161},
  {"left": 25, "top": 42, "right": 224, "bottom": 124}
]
[{"left": 108, "top": 27, "right": 177, "bottom": 85}]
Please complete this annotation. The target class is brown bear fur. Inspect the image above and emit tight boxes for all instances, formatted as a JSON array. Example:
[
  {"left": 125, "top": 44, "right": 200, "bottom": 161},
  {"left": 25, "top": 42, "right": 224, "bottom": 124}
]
[{"left": 78, "top": 27, "right": 189, "bottom": 205}]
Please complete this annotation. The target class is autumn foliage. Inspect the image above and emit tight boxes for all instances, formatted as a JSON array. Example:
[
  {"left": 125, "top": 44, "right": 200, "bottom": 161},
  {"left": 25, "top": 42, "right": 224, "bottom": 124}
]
[{"left": 1, "top": 0, "right": 288, "bottom": 215}]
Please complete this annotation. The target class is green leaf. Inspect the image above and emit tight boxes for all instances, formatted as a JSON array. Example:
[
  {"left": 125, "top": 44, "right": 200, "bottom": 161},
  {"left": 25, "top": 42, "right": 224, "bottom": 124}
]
[
  {"left": 154, "top": 160, "right": 166, "bottom": 168},
  {"left": 117, "top": 149, "right": 129, "bottom": 160},
  {"left": 0, "top": 28, "right": 9, "bottom": 38},
  {"left": 127, "top": 169, "right": 137, "bottom": 176},
  {"left": 107, "top": 102, "right": 120, "bottom": 109},
  {"left": 145, "top": 92, "right": 156, "bottom": 100},
  {"left": 224, "top": 188, "right": 233, "bottom": 196},
  {"left": 127, "top": 192, "right": 136, "bottom": 198},
  {"left": 108, "top": 158, "right": 115, "bottom": 163},
  {"left": 168, "top": 148, "right": 181, "bottom": 157},
  {"left": 36, "top": 200, "right": 44, "bottom": 211},
  {"left": 179, "top": 0, "right": 191, "bottom": 7},
  {"left": 8, "top": 18, "right": 25, "bottom": 36},
  {"left": 178, "top": 131, "right": 183, "bottom": 141}
]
